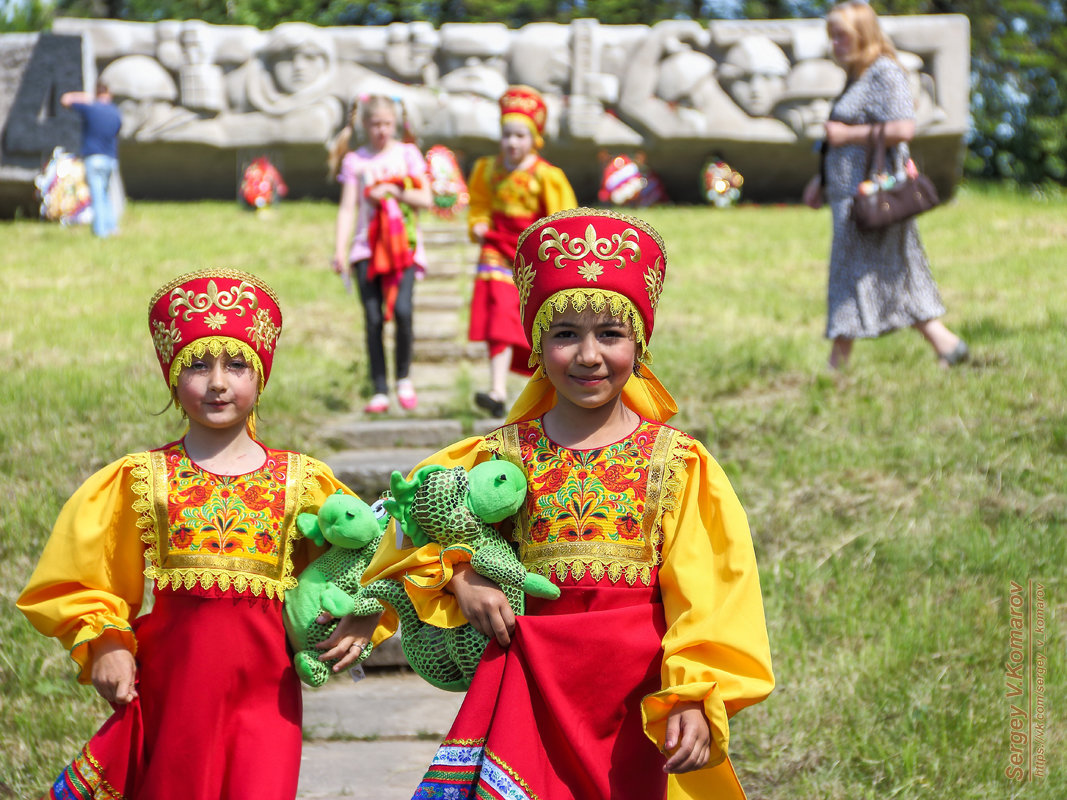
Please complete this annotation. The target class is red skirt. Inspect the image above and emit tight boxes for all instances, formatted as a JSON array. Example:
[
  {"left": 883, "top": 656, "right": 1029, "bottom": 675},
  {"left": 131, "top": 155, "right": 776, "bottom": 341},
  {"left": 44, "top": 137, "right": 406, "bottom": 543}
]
[
  {"left": 412, "top": 580, "right": 670, "bottom": 800},
  {"left": 49, "top": 587, "right": 303, "bottom": 800},
  {"left": 467, "top": 269, "right": 534, "bottom": 375}
]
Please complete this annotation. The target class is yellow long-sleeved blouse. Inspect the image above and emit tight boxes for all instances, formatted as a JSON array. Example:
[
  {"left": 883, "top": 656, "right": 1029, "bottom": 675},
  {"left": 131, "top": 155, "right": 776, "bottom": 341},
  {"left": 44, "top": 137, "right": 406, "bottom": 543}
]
[
  {"left": 466, "top": 155, "right": 578, "bottom": 242},
  {"left": 17, "top": 444, "right": 356, "bottom": 683},
  {"left": 362, "top": 421, "right": 774, "bottom": 799}
]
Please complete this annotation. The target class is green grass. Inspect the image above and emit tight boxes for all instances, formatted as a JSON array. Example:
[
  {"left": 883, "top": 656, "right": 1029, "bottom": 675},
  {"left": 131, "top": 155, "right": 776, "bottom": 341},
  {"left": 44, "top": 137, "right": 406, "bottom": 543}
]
[{"left": 2, "top": 186, "right": 1064, "bottom": 797}]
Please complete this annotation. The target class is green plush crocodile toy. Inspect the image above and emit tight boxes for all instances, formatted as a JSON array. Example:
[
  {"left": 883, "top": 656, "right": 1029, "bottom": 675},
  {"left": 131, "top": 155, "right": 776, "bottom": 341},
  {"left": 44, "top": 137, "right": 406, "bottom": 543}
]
[
  {"left": 283, "top": 490, "right": 386, "bottom": 687},
  {"left": 364, "top": 460, "right": 559, "bottom": 691}
]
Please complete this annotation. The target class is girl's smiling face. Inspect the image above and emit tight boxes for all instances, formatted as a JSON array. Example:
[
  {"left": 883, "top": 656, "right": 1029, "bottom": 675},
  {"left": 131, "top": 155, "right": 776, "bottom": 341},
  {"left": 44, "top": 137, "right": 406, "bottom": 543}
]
[
  {"left": 176, "top": 350, "right": 259, "bottom": 433},
  {"left": 541, "top": 307, "right": 636, "bottom": 413}
]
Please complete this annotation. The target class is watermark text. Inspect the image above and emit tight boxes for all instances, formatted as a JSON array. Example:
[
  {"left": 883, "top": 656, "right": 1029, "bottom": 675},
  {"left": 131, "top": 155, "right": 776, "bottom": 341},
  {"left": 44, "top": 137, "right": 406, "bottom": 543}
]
[{"left": 1004, "top": 580, "right": 1046, "bottom": 782}]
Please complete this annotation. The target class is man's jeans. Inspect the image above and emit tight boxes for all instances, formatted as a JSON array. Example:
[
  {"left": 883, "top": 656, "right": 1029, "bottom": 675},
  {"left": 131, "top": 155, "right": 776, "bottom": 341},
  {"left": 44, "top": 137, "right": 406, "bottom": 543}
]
[{"left": 84, "top": 154, "right": 118, "bottom": 238}]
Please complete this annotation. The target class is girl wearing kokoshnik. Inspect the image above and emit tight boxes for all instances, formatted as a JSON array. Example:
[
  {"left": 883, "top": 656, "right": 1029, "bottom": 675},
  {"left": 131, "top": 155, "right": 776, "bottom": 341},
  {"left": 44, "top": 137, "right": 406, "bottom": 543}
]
[
  {"left": 467, "top": 85, "right": 577, "bottom": 418},
  {"left": 364, "top": 209, "right": 774, "bottom": 800},
  {"left": 18, "top": 270, "right": 383, "bottom": 799}
]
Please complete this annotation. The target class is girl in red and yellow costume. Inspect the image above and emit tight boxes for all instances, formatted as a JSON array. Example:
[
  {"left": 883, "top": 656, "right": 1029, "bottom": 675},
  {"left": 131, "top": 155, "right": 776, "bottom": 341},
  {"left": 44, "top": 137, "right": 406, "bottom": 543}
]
[
  {"left": 364, "top": 209, "right": 775, "bottom": 800},
  {"left": 467, "top": 85, "right": 578, "bottom": 418},
  {"left": 18, "top": 270, "right": 382, "bottom": 800}
]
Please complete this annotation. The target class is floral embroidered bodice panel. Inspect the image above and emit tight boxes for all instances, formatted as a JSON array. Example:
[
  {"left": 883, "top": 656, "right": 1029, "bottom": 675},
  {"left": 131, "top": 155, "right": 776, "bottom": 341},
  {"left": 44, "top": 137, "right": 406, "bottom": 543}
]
[
  {"left": 486, "top": 418, "right": 691, "bottom": 586},
  {"left": 487, "top": 157, "right": 548, "bottom": 218},
  {"left": 136, "top": 442, "right": 307, "bottom": 598}
]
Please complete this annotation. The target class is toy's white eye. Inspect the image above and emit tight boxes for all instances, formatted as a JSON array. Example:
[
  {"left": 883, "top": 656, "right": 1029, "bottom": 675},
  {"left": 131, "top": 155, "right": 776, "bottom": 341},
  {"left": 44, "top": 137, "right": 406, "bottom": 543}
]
[{"left": 370, "top": 498, "right": 388, "bottom": 520}]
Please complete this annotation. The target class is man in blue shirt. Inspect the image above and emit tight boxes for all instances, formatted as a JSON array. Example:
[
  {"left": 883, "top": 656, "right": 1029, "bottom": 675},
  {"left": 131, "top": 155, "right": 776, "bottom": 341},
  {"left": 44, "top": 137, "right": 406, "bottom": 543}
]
[{"left": 61, "top": 83, "right": 122, "bottom": 238}]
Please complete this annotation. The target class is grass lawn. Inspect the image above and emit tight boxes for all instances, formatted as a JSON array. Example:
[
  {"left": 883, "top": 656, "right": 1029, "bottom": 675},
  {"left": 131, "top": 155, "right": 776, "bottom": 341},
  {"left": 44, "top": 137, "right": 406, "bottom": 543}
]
[{"left": 1, "top": 185, "right": 1064, "bottom": 798}]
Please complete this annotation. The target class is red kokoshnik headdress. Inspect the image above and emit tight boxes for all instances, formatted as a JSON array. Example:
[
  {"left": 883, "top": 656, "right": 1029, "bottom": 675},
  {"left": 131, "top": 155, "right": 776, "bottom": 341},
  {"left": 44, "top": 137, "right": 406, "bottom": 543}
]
[
  {"left": 515, "top": 207, "right": 667, "bottom": 367},
  {"left": 148, "top": 269, "right": 283, "bottom": 391},
  {"left": 500, "top": 85, "right": 547, "bottom": 150},
  {"left": 506, "top": 208, "right": 677, "bottom": 424}
]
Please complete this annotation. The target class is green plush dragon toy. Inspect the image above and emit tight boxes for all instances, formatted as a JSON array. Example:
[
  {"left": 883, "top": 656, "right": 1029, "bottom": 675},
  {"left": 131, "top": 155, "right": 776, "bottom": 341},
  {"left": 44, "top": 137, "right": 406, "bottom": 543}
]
[
  {"left": 283, "top": 490, "right": 387, "bottom": 687},
  {"left": 364, "top": 460, "right": 559, "bottom": 691}
]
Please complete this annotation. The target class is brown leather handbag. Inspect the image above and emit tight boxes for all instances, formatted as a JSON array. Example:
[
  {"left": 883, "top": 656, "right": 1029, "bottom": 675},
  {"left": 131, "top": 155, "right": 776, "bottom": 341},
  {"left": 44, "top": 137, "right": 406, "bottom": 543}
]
[{"left": 850, "top": 123, "right": 940, "bottom": 232}]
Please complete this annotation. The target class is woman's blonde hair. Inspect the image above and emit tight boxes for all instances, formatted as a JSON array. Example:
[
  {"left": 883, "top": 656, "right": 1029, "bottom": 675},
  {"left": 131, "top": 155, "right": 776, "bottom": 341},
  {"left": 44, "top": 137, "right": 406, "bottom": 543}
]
[
  {"left": 827, "top": 0, "right": 898, "bottom": 79},
  {"left": 327, "top": 95, "right": 413, "bottom": 179}
]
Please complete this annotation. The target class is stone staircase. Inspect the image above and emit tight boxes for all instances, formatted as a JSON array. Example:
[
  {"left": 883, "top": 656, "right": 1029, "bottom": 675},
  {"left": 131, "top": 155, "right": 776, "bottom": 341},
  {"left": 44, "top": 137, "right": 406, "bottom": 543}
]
[
  {"left": 321, "top": 217, "right": 502, "bottom": 499},
  {"left": 319, "top": 216, "right": 504, "bottom": 667}
]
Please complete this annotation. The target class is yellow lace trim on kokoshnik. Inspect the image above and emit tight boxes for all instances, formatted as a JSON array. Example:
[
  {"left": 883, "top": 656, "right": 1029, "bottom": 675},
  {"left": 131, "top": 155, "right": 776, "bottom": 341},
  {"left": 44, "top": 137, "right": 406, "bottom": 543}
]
[
  {"left": 485, "top": 423, "right": 692, "bottom": 586},
  {"left": 524, "top": 288, "right": 651, "bottom": 369},
  {"left": 166, "top": 336, "right": 266, "bottom": 390},
  {"left": 134, "top": 449, "right": 325, "bottom": 599}
]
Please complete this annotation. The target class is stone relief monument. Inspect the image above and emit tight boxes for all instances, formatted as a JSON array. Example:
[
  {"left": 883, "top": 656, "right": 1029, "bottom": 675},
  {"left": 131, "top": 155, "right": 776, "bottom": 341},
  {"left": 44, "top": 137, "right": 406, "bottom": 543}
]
[{"left": 0, "top": 15, "right": 969, "bottom": 214}]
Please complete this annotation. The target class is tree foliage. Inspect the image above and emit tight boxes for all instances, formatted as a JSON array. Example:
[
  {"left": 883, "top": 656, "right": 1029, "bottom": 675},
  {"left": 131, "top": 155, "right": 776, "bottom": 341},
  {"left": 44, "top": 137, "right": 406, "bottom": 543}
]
[{"left": 32, "top": 0, "right": 1067, "bottom": 185}]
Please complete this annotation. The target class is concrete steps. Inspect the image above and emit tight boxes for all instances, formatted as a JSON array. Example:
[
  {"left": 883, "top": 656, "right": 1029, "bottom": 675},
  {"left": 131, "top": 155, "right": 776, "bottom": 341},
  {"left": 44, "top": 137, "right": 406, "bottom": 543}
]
[{"left": 318, "top": 215, "right": 507, "bottom": 672}]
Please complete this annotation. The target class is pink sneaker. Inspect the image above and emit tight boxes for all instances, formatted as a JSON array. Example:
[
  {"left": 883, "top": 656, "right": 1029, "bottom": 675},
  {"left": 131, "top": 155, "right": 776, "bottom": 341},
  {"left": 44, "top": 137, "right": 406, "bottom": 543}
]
[
  {"left": 396, "top": 381, "right": 418, "bottom": 411},
  {"left": 363, "top": 394, "right": 389, "bottom": 414}
]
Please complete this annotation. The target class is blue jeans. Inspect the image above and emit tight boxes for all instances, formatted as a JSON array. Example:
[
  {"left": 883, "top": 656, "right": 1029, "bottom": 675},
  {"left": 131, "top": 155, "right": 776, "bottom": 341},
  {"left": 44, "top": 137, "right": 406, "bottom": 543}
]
[{"left": 84, "top": 154, "right": 118, "bottom": 237}]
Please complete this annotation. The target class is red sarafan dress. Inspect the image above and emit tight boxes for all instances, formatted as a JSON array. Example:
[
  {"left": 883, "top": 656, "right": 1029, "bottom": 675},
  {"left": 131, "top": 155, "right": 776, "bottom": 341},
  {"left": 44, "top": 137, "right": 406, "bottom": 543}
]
[
  {"left": 364, "top": 417, "right": 775, "bottom": 800},
  {"left": 18, "top": 440, "right": 354, "bottom": 800},
  {"left": 466, "top": 156, "right": 576, "bottom": 374}
]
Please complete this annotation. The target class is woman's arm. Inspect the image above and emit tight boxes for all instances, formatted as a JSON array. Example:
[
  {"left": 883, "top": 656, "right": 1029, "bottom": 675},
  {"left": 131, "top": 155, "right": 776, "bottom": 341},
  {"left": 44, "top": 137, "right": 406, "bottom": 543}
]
[
  {"left": 825, "top": 118, "right": 915, "bottom": 148},
  {"left": 802, "top": 174, "right": 824, "bottom": 209}
]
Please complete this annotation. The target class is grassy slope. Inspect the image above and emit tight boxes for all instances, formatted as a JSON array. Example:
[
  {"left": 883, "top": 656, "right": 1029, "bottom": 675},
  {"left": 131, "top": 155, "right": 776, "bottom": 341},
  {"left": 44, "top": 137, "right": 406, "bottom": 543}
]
[{"left": 1, "top": 187, "right": 1063, "bottom": 797}]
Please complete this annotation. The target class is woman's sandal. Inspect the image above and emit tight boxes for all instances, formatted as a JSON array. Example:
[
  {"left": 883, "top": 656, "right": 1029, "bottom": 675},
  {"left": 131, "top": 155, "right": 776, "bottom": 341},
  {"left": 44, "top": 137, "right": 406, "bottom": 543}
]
[{"left": 938, "top": 340, "right": 970, "bottom": 368}]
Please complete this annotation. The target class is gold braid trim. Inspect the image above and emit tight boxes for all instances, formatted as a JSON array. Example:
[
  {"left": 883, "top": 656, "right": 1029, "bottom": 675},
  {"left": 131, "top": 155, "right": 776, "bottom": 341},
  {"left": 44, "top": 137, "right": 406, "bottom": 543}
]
[
  {"left": 515, "top": 206, "right": 667, "bottom": 256},
  {"left": 149, "top": 267, "right": 281, "bottom": 312},
  {"left": 131, "top": 451, "right": 157, "bottom": 574},
  {"left": 653, "top": 428, "right": 695, "bottom": 556},
  {"left": 141, "top": 450, "right": 305, "bottom": 600},
  {"left": 81, "top": 745, "right": 127, "bottom": 799},
  {"left": 483, "top": 425, "right": 519, "bottom": 469},
  {"left": 532, "top": 557, "right": 653, "bottom": 587},
  {"left": 445, "top": 737, "right": 488, "bottom": 747},
  {"left": 485, "top": 745, "right": 542, "bottom": 800},
  {"left": 527, "top": 288, "right": 650, "bottom": 369},
  {"left": 167, "top": 336, "right": 265, "bottom": 390}
]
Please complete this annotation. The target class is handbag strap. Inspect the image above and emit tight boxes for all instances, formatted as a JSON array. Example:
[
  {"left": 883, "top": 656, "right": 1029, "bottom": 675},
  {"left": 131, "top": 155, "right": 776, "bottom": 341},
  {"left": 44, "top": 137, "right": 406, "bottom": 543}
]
[{"left": 864, "top": 123, "right": 888, "bottom": 177}]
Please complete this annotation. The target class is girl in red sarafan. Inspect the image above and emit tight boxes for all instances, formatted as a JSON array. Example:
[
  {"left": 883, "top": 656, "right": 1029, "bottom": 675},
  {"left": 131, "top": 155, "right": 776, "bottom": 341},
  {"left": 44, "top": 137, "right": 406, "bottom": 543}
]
[
  {"left": 467, "top": 85, "right": 577, "bottom": 418},
  {"left": 18, "top": 269, "right": 383, "bottom": 800},
  {"left": 364, "top": 209, "right": 774, "bottom": 800}
]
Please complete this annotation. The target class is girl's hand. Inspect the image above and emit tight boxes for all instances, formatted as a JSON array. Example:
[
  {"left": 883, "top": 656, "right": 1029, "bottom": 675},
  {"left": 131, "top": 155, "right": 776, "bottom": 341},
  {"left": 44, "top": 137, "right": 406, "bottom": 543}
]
[
  {"left": 90, "top": 635, "right": 138, "bottom": 705},
  {"left": 802, "top": 174, "right": 824, "bottom": 209},
  {"left": 447, "top": 562, "right": 515, "bottom": 647},
  {"left": 366, "top": 182, "right": 398, "bottom": 204},
  {"left": 315, "top": 610, "right": 383, "bottom": 673},
  {"left": 471, "top": 222, "right": 490, "bottom": 244},
  {"left": 662, "top": 701, "right": 711, "bottom": 774}
]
